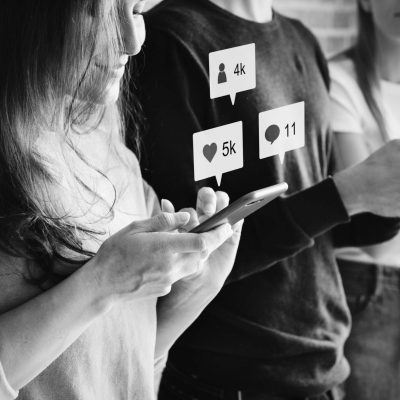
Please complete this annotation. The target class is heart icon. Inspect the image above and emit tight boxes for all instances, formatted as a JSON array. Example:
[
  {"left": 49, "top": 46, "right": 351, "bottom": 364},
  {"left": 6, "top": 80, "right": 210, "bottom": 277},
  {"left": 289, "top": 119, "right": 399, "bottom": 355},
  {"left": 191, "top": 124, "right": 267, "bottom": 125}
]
[{"left": 203, "top": 143, "right": 217, "bottom": 163}]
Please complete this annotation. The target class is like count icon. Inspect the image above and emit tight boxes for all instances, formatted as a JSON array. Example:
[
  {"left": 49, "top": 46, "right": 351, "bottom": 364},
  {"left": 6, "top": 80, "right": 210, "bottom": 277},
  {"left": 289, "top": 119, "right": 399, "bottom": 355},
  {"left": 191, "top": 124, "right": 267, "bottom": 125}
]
[{"left": 193, "top": 121, "right": 244, "bottom": 186}]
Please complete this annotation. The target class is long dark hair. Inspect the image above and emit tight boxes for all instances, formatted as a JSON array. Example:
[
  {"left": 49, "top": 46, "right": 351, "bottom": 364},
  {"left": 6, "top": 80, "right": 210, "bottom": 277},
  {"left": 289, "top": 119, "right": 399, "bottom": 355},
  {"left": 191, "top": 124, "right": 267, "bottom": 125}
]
[
  {"left": 348, "top": 2, "right": 389, "bottom": 142},
  {"left": 0, "top": 0, "right": 137, "bottom": 285}
]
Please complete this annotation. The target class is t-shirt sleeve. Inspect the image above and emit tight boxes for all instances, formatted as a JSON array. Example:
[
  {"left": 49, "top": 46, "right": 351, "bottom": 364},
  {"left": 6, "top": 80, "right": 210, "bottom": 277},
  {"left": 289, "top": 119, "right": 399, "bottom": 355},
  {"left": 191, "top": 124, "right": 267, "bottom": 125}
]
[{"left": 329, "top": 62, "right": 364, "bottom": 134}]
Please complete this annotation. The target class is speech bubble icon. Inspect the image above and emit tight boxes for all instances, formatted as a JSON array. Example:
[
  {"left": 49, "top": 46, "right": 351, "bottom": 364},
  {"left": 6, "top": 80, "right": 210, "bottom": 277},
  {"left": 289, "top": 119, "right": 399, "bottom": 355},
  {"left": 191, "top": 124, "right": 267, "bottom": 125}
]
[
  {"left": 193, "top": 121, "right": 243, "bottom": 186},
  {"left": 209, "top": 44, "right": 256, "bottom": 105},
  {"left": 265, "top": 124, "right": 280, "bottom": 145},
  {"left": 259, "top": 101, "right": 305, "bottom": 164}
]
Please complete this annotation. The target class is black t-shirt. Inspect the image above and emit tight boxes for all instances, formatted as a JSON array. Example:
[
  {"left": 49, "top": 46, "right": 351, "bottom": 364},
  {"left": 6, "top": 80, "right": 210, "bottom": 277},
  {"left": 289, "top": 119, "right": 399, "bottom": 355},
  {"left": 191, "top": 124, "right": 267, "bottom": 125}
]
[{"left": 135, "top": 0, "right": 399, "bottom": 396}]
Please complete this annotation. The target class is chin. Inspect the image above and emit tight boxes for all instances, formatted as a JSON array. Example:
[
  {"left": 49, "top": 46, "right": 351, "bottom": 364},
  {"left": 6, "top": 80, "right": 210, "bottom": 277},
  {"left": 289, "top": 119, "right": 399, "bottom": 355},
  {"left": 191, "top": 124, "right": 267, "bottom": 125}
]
[{"left": 98, "top": 80, "right": 122, "bottom": 105}]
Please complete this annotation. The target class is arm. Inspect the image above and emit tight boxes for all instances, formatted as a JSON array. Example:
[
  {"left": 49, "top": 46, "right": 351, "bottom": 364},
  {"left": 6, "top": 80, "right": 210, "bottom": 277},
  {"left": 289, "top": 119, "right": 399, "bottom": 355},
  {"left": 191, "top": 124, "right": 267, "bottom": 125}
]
[
  {"left": 333, "top": 132, "right": 370, "bottom": 169},
  {"left": 331, "top": 134, "right": 400, "bottom": 247},
  {"left": 154, "top": 190, "right": 241, "bottom": 360},
  {"left": 142, "top": 183, "right": 220, "bottom": 361},
  {"left": 0, "top": 257, "right": 109, "bottom": 392},
  {"left": 328, "top": 58, "right": 400, "bottom": 247},
  {"left": 0, "top": 212, "right": 229, "bottom": 392},
  {"left": 142, "top": 182, "right": 240, "bottom": 366}
]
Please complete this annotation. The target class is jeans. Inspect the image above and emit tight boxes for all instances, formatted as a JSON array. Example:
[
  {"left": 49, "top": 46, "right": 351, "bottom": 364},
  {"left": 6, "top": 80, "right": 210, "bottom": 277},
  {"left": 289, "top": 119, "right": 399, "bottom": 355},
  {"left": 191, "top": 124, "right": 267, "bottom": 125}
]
[
  {"left": 338, "top": 258, "right": 400, "bottom": 400},
  {"left": 158, "top": 362, "right": 344, "bottom": 400}
]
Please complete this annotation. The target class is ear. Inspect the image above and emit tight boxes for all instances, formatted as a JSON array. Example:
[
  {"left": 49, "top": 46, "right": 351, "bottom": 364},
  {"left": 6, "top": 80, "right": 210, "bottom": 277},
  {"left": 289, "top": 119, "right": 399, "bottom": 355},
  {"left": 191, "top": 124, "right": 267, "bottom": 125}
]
[{"left": 358, "top": 0, "right": 372, "bottom": 12}]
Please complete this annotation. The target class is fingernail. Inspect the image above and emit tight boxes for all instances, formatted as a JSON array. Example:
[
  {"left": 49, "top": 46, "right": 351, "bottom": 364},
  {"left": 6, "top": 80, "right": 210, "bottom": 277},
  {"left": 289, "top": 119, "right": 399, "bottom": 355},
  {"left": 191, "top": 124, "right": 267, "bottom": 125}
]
[
  {"left": 161, "top": 199, "right": 168, "bottom": 211},
  {"left": 176, "top": 211, "right": 191, "bottom": 224}
]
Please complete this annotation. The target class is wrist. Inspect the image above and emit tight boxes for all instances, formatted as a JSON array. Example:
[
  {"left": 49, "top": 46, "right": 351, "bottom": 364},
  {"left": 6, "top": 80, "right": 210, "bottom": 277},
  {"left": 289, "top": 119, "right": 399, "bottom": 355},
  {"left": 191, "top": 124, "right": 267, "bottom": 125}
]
[
  {"left": 181, "top": 272, "right": 222, "bottom": 303},
  {"left": 166, "top": 274, "right": 218, "bottom": 312},
  {"left": 74, "top": 259, "right": 116, "bottom": 317},
  {"left": 333, "top": 168, "right": 366, "bottom": 216}
]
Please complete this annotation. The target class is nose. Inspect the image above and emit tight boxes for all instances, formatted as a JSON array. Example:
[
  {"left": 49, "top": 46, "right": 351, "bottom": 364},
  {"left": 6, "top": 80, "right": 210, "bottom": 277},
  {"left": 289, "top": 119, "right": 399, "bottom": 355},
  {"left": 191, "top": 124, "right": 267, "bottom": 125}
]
[{"left": 122, "top": 16, "right": 145, "bottom": 56}]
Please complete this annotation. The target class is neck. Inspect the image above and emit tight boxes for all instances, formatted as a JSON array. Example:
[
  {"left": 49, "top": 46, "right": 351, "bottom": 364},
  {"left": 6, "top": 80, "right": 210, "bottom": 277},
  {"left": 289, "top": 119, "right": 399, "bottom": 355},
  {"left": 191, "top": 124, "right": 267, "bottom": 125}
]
[
  {"left": 375, "top": 28, "right": 400, "bottom": 83},
  {"left": 209, "top": 0, "right": 273, "bottom": 23}
]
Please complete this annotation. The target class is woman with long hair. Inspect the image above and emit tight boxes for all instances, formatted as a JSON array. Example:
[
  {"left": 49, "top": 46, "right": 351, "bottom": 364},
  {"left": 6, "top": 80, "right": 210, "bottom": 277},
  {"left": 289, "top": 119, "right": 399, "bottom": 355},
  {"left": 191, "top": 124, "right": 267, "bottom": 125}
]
[
  {"left": 0, "top": 0, "right": 242, "bottom": 398},
  {"left": 329, "top": 0, "right": 400, "bottom": 398}
]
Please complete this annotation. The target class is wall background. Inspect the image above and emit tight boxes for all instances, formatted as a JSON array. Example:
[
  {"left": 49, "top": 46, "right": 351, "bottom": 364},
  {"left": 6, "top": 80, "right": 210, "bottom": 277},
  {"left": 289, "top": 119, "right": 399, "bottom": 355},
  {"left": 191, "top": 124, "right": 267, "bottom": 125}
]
[{"left": 144, "top": 0, "right": 358, "bottom": 57}]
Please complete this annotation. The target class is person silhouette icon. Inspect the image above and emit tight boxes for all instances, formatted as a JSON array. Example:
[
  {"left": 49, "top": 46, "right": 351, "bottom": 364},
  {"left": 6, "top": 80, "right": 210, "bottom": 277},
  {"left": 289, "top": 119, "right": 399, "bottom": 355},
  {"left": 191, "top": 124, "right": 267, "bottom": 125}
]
[{"left": 218, "top": 63, "right": 227, "bottom": 84}]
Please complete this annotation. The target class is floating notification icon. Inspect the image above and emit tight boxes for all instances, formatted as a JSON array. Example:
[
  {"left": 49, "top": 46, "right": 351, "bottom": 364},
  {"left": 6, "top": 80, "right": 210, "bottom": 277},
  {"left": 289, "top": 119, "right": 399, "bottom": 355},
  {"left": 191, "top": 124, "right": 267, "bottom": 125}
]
[
  {"left": 209, "top": 44, "right": 256, "bottom": 105},
  {"left": 259, "top": 102, "right": 305, "bottom": 164},
  {"left": 193, "top": 121, "right": 244, "bottom": 186}
]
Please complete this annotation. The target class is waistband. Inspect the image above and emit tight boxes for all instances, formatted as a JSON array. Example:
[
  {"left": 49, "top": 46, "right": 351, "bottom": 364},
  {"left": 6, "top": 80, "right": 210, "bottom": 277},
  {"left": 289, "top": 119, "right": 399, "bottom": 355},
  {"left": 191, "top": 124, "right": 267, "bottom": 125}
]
[{"left": 160, "top": 361, "right": 337, "bottom": 400}]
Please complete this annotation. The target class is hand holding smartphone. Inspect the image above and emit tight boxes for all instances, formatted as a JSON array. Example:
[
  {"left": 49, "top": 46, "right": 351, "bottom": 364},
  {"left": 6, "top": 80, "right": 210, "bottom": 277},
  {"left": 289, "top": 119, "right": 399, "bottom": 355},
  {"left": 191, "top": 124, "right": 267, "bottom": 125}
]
[{"left": 190, "top": 182, "right": 288, "bottom": 233}]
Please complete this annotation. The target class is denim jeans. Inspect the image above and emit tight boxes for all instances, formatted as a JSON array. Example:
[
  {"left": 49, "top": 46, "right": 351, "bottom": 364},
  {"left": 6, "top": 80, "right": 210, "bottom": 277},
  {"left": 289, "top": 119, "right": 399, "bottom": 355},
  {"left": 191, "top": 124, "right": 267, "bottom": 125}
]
[
  {"left": 158, "top": 362, "right": 344, "bottom": 400},
  {"left": 338, "top": 258, "right": 400, "bottom": 400}
]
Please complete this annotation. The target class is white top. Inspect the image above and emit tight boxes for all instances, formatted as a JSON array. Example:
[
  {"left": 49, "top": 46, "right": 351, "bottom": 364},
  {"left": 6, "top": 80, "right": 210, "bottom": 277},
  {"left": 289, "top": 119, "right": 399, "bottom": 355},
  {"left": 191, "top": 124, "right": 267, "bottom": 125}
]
[
  {"left": 329, "top": 56, "right": 400, "bottom": 266},
  {"left": 0, "top": 108, "right": 161, "bottom": 400}
]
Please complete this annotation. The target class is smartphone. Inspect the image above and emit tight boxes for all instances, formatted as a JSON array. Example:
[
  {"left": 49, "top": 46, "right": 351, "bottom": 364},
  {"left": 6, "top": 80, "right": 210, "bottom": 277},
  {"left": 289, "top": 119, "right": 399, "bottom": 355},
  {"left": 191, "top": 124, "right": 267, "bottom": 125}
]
[{"left": 190, "top": 182, "right": 288, "bottom": 233}]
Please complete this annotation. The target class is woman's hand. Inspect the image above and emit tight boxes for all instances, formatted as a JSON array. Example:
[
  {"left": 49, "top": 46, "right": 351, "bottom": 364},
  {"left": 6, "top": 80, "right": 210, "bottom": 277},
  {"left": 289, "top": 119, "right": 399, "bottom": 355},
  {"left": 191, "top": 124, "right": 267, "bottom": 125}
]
[
  {"left": 161, "top": 187, "right": 243, "bottom": 293},
  {"left": 154, "top": 188, "right": 242, "bottom": 359},
  {"left": 82, "top": 211, "right": 234, "bottom": 309}
]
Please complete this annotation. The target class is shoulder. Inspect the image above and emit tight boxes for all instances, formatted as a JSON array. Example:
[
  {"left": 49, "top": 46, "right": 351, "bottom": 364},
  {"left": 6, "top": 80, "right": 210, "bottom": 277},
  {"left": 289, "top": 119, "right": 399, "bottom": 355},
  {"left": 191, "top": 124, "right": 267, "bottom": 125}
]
[
  {"left": 328, "top": 52, "right": 369, "bottom": 134},
  {"left": 279, "top": 14, "right": 323, "bottom": 54},
  {"left": 277, "top": 14, "right": 330, "bottom": 87},
  {"left": 144, "top": 0, "right": 226, "bottom": 63},
  {"left": 329, "top": 53, "right": 358, "bottom": 88},
  {"left": 145, "top": 0, "right": 212, "bottom": 39},
  {"left": 328, "top": 52, "right": 365, "bottom": 109},
  {"left": 141, "top": 3, "right": 210, "bottom": 83}
]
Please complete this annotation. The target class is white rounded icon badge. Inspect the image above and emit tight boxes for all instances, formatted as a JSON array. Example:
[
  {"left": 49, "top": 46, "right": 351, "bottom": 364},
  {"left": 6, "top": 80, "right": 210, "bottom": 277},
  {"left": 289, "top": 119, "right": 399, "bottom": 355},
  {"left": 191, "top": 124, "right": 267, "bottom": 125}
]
[
  {"left": 259, "top": 101, "right": 305, "bottom": 164},
  {"left": 193, "top": 121, "right": 244, "bottom": 186},
  {"left": 209, "top": 44, "right": 256, "bottom": 105}
]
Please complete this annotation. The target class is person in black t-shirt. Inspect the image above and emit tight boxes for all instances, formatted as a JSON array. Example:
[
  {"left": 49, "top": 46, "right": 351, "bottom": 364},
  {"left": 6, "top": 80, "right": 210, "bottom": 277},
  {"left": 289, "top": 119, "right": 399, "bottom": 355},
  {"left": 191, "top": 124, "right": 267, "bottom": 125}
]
[{"left": 133, "top": 0, "right": 400, "bottom": 398}]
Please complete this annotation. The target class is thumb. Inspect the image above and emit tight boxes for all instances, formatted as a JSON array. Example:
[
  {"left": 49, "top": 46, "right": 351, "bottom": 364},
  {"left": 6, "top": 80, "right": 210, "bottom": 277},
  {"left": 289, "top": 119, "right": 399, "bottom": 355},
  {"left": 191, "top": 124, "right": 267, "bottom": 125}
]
[{"left": 129, "top": 212, "right": 191, "bottom": 233}]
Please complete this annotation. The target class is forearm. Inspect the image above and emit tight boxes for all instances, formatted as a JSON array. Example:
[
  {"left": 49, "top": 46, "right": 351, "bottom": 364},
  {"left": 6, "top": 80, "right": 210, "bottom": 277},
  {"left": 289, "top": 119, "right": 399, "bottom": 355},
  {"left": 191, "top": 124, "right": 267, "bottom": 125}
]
[
  {"left": 155, "top": 281, "right": 215, "bottom": 360},
  {"left": 0, "top": 262, "right": 108, "bottom": 391},
  {"left": 227, "top": 178, "right": 349, "bottom": 282}
]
